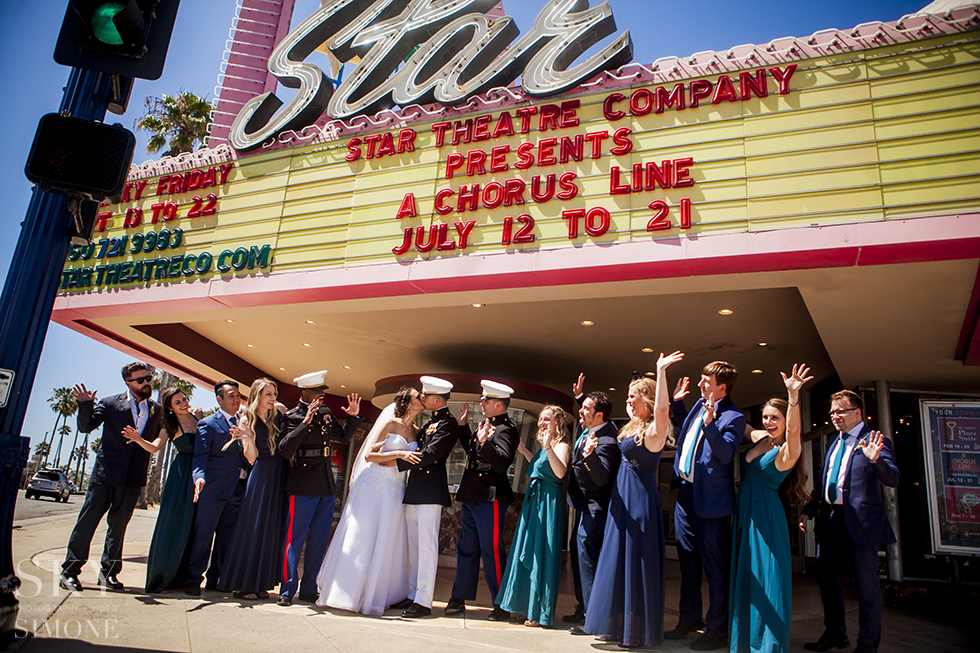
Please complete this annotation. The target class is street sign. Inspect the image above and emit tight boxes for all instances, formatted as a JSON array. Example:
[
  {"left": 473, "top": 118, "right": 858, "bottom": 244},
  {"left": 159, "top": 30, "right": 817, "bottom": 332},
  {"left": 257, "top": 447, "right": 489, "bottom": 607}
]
[{"left": 0, "top": 369, "right": 14, "bottom": 408}]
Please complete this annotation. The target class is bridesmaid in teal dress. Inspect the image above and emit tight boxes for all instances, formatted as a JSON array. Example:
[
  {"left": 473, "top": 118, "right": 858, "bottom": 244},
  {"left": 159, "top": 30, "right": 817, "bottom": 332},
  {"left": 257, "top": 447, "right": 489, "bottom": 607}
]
[
  {"left": 145, "top": 387, "right": 203, "bottom": 593},
  {"left": 729, "top": 364, "right": 812, "bottom": 653},
  {"left": 497, "top": 405, "right": 572, "bottom": 627}
]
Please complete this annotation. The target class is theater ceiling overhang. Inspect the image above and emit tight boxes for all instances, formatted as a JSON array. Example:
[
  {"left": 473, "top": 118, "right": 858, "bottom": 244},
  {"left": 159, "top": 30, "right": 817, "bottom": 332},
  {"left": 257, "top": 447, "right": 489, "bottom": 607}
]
[{"left": 52, "top": 214, "right": 980, "bottom": 411}]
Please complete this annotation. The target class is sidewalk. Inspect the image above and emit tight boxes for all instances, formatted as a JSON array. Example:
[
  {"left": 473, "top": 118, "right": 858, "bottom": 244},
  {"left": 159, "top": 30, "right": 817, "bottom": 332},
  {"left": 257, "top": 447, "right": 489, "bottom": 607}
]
[{"left": 9, "top": 506, "right": 974, "bottom": 652}]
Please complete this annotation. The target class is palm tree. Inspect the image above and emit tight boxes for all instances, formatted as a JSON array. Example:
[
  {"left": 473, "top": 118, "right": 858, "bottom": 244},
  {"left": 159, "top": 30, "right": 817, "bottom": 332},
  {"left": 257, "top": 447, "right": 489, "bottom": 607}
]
[
  {"left": 72, "top": 444, "right": 90, "bottom": 486},
  {"left": 134, "top": 91, "right": 213, "bottom": 157},
  {"left": 46, "top": 388, "right": 77, "bottom": 466},
  {"left": 54, "top": 423, "right": 73, "bottom": 467}
]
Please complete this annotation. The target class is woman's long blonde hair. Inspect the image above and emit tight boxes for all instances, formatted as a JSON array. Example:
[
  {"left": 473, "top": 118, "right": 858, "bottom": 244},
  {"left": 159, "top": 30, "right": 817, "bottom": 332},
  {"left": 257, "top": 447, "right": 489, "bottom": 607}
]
[
  {"left": 537, "top": 405, "right": 571, "bottom": 449},
  {"left": 618, "top": 377, "right": 674, "bottom": 446},
  {"left": 245, "top": 377, "right": 279, "bottom": 453}
]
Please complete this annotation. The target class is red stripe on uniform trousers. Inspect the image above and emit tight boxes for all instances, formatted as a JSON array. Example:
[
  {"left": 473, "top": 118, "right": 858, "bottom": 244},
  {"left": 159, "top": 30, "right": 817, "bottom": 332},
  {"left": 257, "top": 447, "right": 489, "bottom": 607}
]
[
  {"left": 282, "top": 496, "right": 296, "bottom": 586},
  {"left": 493, "top": 500, "right": 502, "bottom": 585}
]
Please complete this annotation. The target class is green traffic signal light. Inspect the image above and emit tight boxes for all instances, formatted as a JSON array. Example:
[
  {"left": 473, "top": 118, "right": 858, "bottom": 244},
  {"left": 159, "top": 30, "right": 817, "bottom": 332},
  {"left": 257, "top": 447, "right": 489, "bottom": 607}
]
[{"left": 90, "top": 3, "right": 127, "bottom": 46}]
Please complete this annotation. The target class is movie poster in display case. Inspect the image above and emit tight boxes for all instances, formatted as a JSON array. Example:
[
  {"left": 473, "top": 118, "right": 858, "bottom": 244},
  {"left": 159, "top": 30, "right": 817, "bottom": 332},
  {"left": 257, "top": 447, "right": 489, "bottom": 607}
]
[{"left": 920, "top": 401, "right": 980, "bottom": 556}]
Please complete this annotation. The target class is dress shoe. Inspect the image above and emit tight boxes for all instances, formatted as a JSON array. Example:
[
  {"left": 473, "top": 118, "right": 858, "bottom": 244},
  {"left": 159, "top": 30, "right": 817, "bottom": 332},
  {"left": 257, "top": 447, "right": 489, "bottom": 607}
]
[
  {"left": 276, "top": 595, "right": 292, "bottom": 606},
  {"left": 664, "top": 617, "right": 706, "bottom": 639},
  {"left": 391, "top": 597, "right": 414, "bottom": 610},
  {"left": 562, "top": 603, "right": 585, "bottom": 624},
  {"left": 185, "top": 583, "right": 201, "bottom": 596},
  {"left": 803, "top": 633, "right": 850, "bottom": 651},
  {"left": 487, "top": 607, "right": 510, "bottom": 621},
  {"left": 402, "top": 603, "right": 431, "bottom": 618},
  {"left": 444, "top": 597, "right": 466, "bottom": 615},
  {"left": 569, "top": 626, "right": 588, "bottom": 636},
  {"left": 298, "top": 593, "right": 318, "bottom": 604},
  {"left": 97, "top": 573, "right": 124, "bottom": 591},
  {"left": 691, "top": 631, "right": 728, "bottom": 651},
  {"left": 59, "top": 573, "right": 82, "bottom": 592}
]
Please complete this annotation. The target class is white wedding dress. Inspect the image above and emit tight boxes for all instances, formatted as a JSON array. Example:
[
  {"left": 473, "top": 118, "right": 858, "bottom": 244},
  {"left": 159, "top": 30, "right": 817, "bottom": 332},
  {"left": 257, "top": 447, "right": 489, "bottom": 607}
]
[{"left": 316, "top": 433, "right": 417, "bottom": 615}]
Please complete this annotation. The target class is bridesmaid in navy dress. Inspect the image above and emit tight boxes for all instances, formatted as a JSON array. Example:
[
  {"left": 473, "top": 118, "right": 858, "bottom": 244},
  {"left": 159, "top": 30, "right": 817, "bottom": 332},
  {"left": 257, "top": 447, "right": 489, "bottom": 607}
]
[
  {"left": 220, "top": 378, "right": 288, "bottom": 599},
  {"left": 729, "top": 364, "right": 812, "bottom": 653},
  {"left": 145, "top": 386, "right": 203, "bottom": 593},
  {"left": 585, "top": 351, "right": 684, "bottom": 648}
]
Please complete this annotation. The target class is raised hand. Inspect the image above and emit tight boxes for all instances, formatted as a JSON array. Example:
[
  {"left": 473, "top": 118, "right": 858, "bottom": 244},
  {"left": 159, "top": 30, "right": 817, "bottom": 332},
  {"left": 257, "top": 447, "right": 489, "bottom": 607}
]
[
  {"left": 572, "top": 373, "right": 585, "bottom": 397},
  {"left": 72, "top": 383, "right": 96, "bottom": 403},
  {"left": 702, "top": 392, "right": 716, "bottom": 425},
  {"left": 657, "top": 350, "right": 684, "bottom": 372},
  {"left": 581, "top": 433, "right": 598, "bottom": 457},
  {"left": 673, "top": 377, "right": 690, "bottom": 402},
  {"left": 121, "top": 425, "right": 142, "bottom": 444},
  {"left": 476, "top": 419, "right": 491, "bottom": 445},
  {"left": 303, "top": 396, "right": 323, "bottom": 423},
  {"left": 859, "top": 431, "right": 885, "bottom": 463},
  {"left": 458, "top": 404, "right": 469, "bottom": 425},
  {"left": 781, "top": 363, "right": 813, "bottom": 399},
  {"left": 342, "top": 393, "right": 361, "bottom": 416}
]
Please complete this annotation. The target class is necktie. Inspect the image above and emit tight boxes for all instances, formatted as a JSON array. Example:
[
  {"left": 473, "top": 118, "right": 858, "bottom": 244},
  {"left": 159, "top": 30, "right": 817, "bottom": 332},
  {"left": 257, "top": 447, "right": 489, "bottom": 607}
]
[
  {"left": 680, "top": 408, "right": 705, "bottom": 477},
  {"left": 135, "top": 400, "right": 149, "bottom": 434},
  {"left": 229, "top": 414, "right": 239, "bottom": 428},
  {"left": 826, "top": 432, "right": 849, "bottom": 503}
]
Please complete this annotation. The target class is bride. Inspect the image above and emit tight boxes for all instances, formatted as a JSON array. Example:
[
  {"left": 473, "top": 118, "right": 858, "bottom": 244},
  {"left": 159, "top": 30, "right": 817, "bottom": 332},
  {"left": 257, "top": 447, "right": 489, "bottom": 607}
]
[{"left": 316, "top": 387, "right": 423, "bottom": 615}]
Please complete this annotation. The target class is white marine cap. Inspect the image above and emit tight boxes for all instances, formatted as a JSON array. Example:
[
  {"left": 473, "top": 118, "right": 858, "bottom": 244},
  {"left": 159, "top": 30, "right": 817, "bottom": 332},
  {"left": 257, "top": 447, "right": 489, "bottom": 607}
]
[
  {"left": 294, "top": 370, "right": 329, "bottom": 390},
  {"left": 420, "top": 376, "right": 453, "bottom": 395},
  {"left": 480, "top": 380, "right": 514, "bottom": 400}
]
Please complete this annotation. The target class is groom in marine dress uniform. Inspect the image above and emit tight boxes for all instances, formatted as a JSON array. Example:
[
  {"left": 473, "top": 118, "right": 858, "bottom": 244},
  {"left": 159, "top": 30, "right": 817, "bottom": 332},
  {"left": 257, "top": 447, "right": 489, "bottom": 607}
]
[
  {"left": 276, "top": 370, "right": 362, "bottom": 606},
  {"left": 395, "top": 376, "right": 459, "bottom": 618},
  {"left": 444, "top": 380, "right": 520, "bottom": 621}
]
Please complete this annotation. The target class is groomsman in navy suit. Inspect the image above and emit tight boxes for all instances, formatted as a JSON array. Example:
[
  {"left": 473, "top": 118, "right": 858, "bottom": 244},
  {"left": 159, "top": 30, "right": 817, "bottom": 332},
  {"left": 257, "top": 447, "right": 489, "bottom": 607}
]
[
  {"left": 565, "top": 374, "right": 620, "bottom": 632},
  {"left": 185, "top": 380, "right": 254, "bottom": 595},
  {"left": 801, "top": 390, "right": 900, "bottom": 653},
  {"left": 60, "top": 362, "right": 163, "bottom": 592},
  {"left": 667, "top": 361, "right": 745, "bottom": 651}
]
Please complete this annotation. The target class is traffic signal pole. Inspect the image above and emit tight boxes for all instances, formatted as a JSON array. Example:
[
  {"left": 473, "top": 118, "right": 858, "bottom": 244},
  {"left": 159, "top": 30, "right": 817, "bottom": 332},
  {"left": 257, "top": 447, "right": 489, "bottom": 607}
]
[{"left": 0, "top": 66, "right": 114, "bottom": 646}]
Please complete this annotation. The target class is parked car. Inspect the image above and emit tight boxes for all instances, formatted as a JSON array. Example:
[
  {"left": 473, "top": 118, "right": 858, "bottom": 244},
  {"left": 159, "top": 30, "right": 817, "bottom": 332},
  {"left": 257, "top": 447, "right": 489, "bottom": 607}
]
[{"left": 25, "top": 469, "right": 70, "bottom": 502}]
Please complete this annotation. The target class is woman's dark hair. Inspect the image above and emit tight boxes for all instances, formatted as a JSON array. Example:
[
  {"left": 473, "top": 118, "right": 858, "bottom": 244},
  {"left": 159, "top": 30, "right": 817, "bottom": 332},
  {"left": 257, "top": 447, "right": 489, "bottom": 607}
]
[
  {"left": 765, "top": 397, "right": 810, "bottom": 507},
  {"left": 160, "top": 386, "right": 184, "bottom": 439},
  {"left": 393, "top": 386, "right": 415, "bottom": 419}
]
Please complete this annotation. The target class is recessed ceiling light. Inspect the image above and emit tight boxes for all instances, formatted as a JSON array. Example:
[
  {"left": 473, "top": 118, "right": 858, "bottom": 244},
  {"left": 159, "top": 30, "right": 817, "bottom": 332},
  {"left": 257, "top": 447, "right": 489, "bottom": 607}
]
[
  {"left": 246, "top": 344, "right": 254, "bottom": 348},
  {"left": 343, "top": 365, "right": 351, "bottom": 369},
  {"left": 340, "top": 385, "right": 346, "bottom": 389},
  {"left": 472, "top": 303, "right": 483, "bottom": 308},
  {"left": 581, "top": 320, "right": 594, "bottom": 326},
  {"left": 303, "top": 343, "right": 311, "bottom": 347},
  {"left": 642, "top": 348, "right": 653, "bottom": 353},
  {"left": 645, "top": 371, "right": 655, "bottom": 377},
  {"left": 225, "top": 319, "right": 235, "bottom": 323},
  {"left": 608, "top": 387, "right": 616, "bottom": 392},
  {"left": 757, "top": 342, "right": 767, "bottom": 346},
  {"left": 279, "top": 367, "right": 285, "bottom": 371},
  {"left": 305, "top": 320, "right": 315, "bottom": 324},
  {"left": 718, "top": 309, "right": 733, "bottom": 315},
  {"left": 751, "top": 369, "right": 763, "bottom": 374}
]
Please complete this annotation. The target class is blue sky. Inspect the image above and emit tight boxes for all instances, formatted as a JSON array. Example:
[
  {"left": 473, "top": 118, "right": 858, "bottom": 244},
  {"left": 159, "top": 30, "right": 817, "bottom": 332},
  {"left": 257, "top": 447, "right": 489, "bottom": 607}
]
[{"left": 0, "top": 0, "right": 926, "bottom": 469}]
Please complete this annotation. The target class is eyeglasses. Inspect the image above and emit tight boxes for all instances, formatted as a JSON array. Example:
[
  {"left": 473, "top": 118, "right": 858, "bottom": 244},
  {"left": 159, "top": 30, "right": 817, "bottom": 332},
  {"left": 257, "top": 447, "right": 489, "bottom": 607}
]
[
  {"left": 829, "top": 408, "right": 858, "bottom": 417},
  {"left": 127, "top": 375, "right": 151, "bottom": 385}
]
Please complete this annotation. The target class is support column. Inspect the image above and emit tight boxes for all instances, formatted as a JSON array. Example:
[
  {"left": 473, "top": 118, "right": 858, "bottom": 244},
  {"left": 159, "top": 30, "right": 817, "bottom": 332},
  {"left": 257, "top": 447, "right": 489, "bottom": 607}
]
[{"left": 874, "top": 379, "right": 903, "bottom": 582}]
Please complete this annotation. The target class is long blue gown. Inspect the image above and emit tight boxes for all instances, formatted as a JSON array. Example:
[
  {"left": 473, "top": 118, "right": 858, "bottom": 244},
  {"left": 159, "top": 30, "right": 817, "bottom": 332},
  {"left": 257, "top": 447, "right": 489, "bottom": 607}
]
[
  {"left": 145, "top": 432, "right": 196, "bottom": 592},
  {"left": 584, "top": 436, "right": 665, "bottom": 647},
  {"left": 729, "top": 446, "right": 792, "bottom": 653},
  {"left": 497, "top": 448, "right": 565, "bottom": 626},
  {"left": 219, "top": 416, "right": 289, "bottom": 593}
]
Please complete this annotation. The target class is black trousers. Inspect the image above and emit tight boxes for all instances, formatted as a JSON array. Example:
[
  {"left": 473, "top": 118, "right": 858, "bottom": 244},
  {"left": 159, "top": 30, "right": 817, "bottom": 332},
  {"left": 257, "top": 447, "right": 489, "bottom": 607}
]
[{"left": 62, "top": 483, "right": 141, "bottom": 578}]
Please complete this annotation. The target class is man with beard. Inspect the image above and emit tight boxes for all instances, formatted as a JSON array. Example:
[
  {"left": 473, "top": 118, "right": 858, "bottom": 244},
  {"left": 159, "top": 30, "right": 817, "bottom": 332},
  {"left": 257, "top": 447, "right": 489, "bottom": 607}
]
[{"left": 60, "top": 362, "right": 163, "bottom": 592}]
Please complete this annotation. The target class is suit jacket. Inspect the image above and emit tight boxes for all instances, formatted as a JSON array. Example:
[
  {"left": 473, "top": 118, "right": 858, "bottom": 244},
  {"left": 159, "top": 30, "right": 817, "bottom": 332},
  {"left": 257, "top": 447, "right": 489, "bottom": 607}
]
[
  {"left": 398, "top": 406, "right": 458, "bottom": 507},
  {"left": 77, "top": 392, "right": 163, "bottom": 487},
  {"left": 278, "top": 402, "right": 363, "bottom": 497},
  {"left": 567, "top": 419, "right": 620, "bottom": 514},
  {"left": 670, "top": 395, "right": 746, "bottom": 519},
  {"left": 455, "top": 413, "right": 520, "bottom": 504},
  {"left": 802, "top": 423, "right": 900, "bottom": 545},
  {"left": 192, "top": 411, "right": 247, "bottom": 501}
]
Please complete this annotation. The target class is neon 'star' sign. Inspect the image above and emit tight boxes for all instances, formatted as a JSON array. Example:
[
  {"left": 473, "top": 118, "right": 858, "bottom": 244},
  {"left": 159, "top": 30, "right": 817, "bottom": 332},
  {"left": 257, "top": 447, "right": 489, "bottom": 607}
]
[{"left": 230, "top": 0, "right": 633, "bottom": 151}]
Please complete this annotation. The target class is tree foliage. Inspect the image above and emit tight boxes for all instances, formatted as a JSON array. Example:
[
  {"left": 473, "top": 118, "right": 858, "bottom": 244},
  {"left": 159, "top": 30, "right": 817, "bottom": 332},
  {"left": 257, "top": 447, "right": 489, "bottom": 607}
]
[{"left": 135, "top": 90, "right": 213, "bottom": 157}]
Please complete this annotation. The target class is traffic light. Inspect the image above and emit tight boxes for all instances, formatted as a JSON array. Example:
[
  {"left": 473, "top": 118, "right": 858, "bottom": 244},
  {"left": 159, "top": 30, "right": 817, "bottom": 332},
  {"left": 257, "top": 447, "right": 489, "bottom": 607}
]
[
  {"left": 53, "top": 0, "right": 180, "bottom": 80},
  {"left": 25, "top": 113, "right": 135, "bottom": 200}
]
